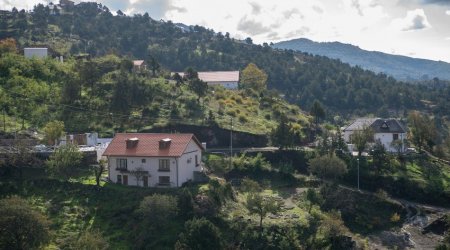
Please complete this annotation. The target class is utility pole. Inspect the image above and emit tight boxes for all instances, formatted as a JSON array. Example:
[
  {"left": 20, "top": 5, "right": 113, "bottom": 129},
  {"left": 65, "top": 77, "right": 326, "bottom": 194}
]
[
  {"left": 230, "top": 117, "right": 233, "bottom": 169},
  {"left": 357, "top": 157, "right": 360, "bottom": 191}
]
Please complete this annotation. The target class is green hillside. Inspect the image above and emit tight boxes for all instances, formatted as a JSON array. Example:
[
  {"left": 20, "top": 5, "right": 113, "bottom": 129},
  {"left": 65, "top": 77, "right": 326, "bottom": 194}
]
[
  {"left": 1, "top": 3, "right": 450, "bottom": 118},
  {"left": 0, "top": 51, "right": 309, "bottom": 136}
]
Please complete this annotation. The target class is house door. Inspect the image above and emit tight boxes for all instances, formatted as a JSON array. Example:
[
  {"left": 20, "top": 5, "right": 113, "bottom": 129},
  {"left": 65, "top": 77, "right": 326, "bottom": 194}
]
[
  {"left": 143, "top": 176, "right": 148, "bottom": 187},
  {"left": 123, "top": 175, "right": 128, "bottom": 185}
]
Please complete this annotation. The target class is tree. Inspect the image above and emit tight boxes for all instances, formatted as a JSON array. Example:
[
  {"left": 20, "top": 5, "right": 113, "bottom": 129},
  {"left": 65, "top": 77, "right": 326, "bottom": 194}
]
[
  {"left": 271, "top": 115, "right": 296, "bottom": 149},
  {"left": 189, "top": 78, "right": 208, "bottom": 103},
  {"left": 148, "top": 55, "right": 160, "bottom": 77},
  {"left": 138, "top": 194, "right": 178, "bottom": 226},
  {"left": 331, "top": 128, "right": 348, "bottom": 156},
  {"left": 0, "top": 38, "right": 18, "bottom": 54},
  {"left": 46, "top": 144, "right": 83, "bottom": 180},
  {"left": 130, "top": 167, "right": 147, "bottom": 186},
  {"left": 240, "top": 63, "right": 267, "bottom": 92},
  {"left": 0, "top": 196, "right": 50, "bottom": 250},
  {"left": 70, "top": 229, "right": 109, "bottom": 250},
  {"left": 178, "top": 188, "right": 195, "bottom": 218},
  {"left": 246, "top": 192, "right": 282, "bottom": 232},
  {"left": 93, "top": 159, "right": 107, "bottom": 187},
  {"left": 371, "top": 140, "right": 388, "bottom": 172},
  {"left": 308, "top": 154, "right": 348, "bottom": 181},
  {"left": 43, "top": 120, "right": 65, "bottom": 145},
  {"left": 172, "top": 72, "right": 184, "bottom": 86},
  {"left": 408, "top": 111, "right": 437, "bottom": 151},
  {"left": 310, "top": 100, "right": 325, "bottom": 127},
  {"left": 351, "top": 126, "right": 374, "bottom": 157},
  {"left": 184, "top": 67, "right": 198, "bottom": 80},
  {"left": 110, "top": 71, "right": 131, "bottom": 116},
  {"left": 305, "top": 188, "right": 323, "bottom": 213},
  {"left": 175, "top": 218, "right": 222, "bottom": 250},
  {"left": 390, "top": 139, "right": 404, "bottom": 156}
]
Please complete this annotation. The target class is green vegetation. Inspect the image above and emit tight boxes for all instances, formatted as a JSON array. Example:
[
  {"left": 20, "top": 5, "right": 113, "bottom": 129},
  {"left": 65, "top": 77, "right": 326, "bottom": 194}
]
[
  {"left": 0, "top": 196, "right": 50, "bottom": 250},
  {"left": 0, "top": 151, "right": 409, "bottom": 249},
  {"left": 0, "top": 50, "right": 308, "bottom": 135},
  {"left": 2, "top": 3, "right": 450, "bottom": 119},
  {"left": 46, "top": 144, "right": 83, "bottom": 180}
]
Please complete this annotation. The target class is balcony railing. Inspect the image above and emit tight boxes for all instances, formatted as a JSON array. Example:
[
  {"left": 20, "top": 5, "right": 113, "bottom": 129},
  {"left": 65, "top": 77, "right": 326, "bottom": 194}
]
[{"left": 158, "top": 168, "right": 170, "bottom": 172}]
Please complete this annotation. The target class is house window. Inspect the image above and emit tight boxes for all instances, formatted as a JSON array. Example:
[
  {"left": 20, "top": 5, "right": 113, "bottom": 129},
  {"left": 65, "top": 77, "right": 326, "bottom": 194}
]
[
  {"left": 195, "top": 155, "right": 199, "bottom": 166},
  {"left": 142, "top": 159, "right": 146, "bottom": 163},
  {"left": 159, "top": 159, "right": 170, "bottom": 172},
  {"left": 116, "top": 159, "right": 127, "bottom": 170},
  {"left": 117, "top": 175, "right": 122, "bottom": 184},
  {"left": 393, "top": 134, "right": 399, "bottom": 140},
  {"left": 159, "top": 176, "right": 170, "bottom": 185}
]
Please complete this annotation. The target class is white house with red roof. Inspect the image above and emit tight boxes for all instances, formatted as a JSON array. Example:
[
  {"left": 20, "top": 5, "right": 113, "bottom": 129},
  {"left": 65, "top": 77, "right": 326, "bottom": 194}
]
[
  {"left": 177, "top": 71, "right": 240, "bottom": 89},
  {"left": 103, "top": 133, "right": 204, "bottom": 187}
]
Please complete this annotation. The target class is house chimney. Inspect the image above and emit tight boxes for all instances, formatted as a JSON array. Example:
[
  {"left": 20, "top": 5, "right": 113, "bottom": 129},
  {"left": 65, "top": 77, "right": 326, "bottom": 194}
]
[
  {"left": 126, "top": 137, "right": 139, "bottom": 149},
  {"left": 159, "top": 138, "right": 172, "bottom": 149}
]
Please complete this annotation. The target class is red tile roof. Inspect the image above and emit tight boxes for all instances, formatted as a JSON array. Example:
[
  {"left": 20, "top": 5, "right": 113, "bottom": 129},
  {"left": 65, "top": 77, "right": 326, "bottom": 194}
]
[
  {"left": 103, "top": 133, "right": 203, "bottom": 157},
  {"left": 177, "top": 71, "right": 239, "bottom": 82}
]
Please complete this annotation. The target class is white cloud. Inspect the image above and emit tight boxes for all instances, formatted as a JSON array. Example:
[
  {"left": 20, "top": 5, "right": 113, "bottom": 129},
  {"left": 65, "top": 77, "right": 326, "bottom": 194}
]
[
  {"left": 446, "top": 10, "right": 450, "bottom": 14},
  {"left": 0, "top": 0, "right": 50, "bottom": 10},
  {"left": 391, "top": 9, "right": 431, "bottom": 31}
]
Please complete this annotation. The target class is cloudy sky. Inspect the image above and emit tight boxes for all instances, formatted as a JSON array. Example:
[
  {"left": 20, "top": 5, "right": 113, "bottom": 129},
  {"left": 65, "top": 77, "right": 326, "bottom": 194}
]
[{"left": 2, "top": 0, "right": 450, "bottom": 62}]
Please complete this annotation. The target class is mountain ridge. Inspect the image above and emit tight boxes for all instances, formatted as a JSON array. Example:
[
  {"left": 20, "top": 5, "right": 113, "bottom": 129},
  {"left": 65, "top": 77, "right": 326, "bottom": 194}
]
[{"left": 272, "top": 38, "right": 450, "bottom": 81}]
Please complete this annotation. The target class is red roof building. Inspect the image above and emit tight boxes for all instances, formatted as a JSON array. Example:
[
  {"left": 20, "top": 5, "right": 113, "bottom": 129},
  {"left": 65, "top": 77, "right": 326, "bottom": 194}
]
[{"left": 103, "top": 133, "right": 204, "bottom": 187}]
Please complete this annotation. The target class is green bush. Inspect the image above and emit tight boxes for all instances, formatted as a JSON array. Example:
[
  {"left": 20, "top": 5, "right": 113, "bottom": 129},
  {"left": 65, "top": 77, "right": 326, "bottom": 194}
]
[
  {"left": 175, "top": 218, "right": 223, "bottom": 250},
  {"left": 233, "top": 153, "right": 271, "bottom": 173},
  {"left": 238, "top": 114, "right": 248, "bottom": 123}
]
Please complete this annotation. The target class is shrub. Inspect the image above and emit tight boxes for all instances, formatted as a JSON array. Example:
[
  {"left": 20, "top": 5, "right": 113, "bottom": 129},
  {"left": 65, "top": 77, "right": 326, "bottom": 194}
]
[
  {"left": 233, "top": 153, "right": 271, "bottom": 172},
  {"left": 0, "top": 196, "right": 50, "bottom": 250},
  {"left": 137, "top": 194, "right": 178, "bottom": 226},
  {"left": 390, "top": 213, "right": 401, "bottom": 223},
  {"left": 175, "top": 218, "right": 222, "bottom": 250},
  {"left": 46, "top": 144, "right": 83, "bottom": 180},
  {"left": 238, "top": 114, "right": 248, "bottom": 123},
  {"left": 226, "top": 109, "right": 236, "bottom": 117},
  {"left": 309, "top": 154, "right": 348, "bottom": 181}
]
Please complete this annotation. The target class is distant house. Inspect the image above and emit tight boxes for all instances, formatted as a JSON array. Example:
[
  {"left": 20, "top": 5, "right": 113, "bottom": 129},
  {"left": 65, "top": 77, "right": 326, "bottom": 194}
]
[
  {"left": 177, "top": 71, "right": 240, "bottom": 89},
  {"left": 24, "top": 48, "right": 48, "bottom": 59},
  {"left": 103, "top": 133, "right": 204, "bottom": 187},
  {"left": 343, "top": 118, "right": 407, "bottom": 153},
  {"left": 60, "top": 132, "right": 99, "bottom": 147},
  {"left": 133, "top": 60, "right": 147, "bottom": 72}
]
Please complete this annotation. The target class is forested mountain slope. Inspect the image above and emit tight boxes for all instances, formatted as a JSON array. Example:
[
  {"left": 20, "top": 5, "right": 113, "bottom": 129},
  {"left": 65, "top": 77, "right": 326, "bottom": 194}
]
[
  {"left": 273, "top": 38, "right": 450, "bottom": 81},
  {"left": 1, "top": 2, "right": 450, "bottom": 118}
]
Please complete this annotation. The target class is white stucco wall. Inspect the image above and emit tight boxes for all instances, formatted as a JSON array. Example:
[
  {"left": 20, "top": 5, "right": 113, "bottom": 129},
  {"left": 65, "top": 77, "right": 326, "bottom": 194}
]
[
  {"left": 343, "top": 130, "right": 406, "bottom": 153},
  {"left": 24, "top": 48, "right": 48, "bottom": 59},
  {"left": 107, "top": 138, "right": 202, "bottom": 187},
  {"left": 374, "top": 132, "right": 406, "bottom": 152},
  {"left": 178, "top": 139, "right": 203, "bottom": 184},
  {"left": 108, "top": 156, "right": 178, "bottom": 187}
]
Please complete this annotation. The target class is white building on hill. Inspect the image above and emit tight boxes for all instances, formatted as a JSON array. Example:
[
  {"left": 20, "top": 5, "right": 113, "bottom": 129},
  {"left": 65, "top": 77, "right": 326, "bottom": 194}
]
[{"left": 103, "top": 133, "right": 204, "bottom": 187}]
